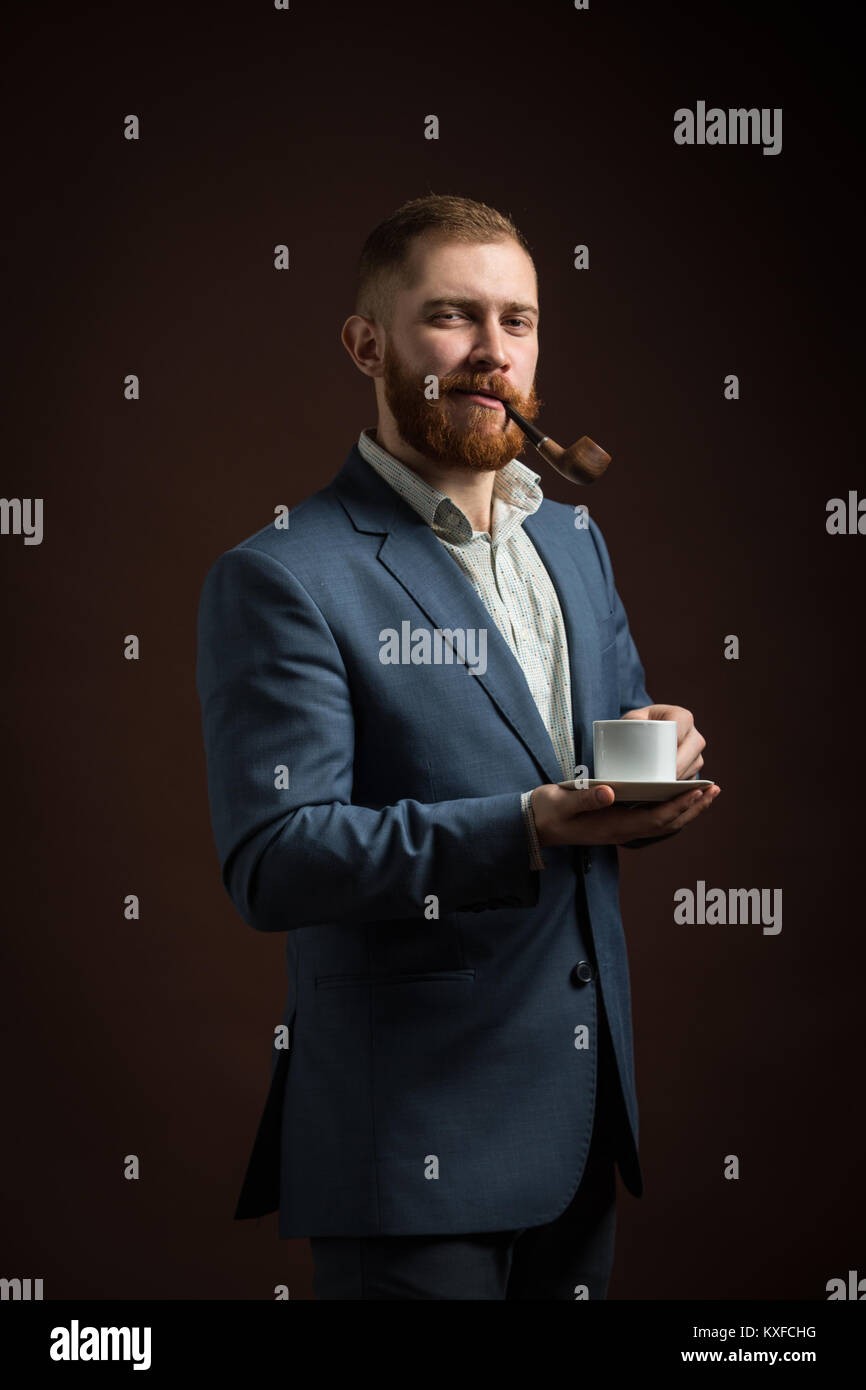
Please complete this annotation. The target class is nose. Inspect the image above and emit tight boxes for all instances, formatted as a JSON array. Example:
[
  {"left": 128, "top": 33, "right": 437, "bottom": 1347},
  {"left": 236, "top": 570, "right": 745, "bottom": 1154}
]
[{"left": 466, "top": 315, "right": 511, "bottom": 375}]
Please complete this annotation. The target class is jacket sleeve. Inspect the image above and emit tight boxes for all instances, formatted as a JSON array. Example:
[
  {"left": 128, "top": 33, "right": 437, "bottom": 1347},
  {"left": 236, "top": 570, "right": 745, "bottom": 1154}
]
[
  {"left": 195, "top": 545, "right": 541, "bottom": 932},
  {"left": 587, "top": 517, "right": 681, "bottom": 851}
]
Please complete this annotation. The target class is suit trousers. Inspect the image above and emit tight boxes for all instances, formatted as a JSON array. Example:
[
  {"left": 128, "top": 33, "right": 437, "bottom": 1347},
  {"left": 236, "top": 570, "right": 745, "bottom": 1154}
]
[{"left": 308, "top": 998, "right": 627, "bottom": 1300}]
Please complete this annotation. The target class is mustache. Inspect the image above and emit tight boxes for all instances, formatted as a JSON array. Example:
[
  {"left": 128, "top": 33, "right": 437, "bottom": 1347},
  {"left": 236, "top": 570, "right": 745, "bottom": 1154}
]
[{"left": 438, "top": 373, "right": 525, "bottom": 406}]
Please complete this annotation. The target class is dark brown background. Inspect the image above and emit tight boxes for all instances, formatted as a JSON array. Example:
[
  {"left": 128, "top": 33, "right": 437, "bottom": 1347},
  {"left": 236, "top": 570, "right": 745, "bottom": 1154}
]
[{"left": 2, "top": 0, "right": 862, "bottom": 1299}]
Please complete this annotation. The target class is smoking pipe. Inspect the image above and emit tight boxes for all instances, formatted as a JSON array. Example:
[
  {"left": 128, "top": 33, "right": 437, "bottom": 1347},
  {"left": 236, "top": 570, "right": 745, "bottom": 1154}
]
[{"left": 502, "top": 400, "right": 611, "bottom": 484}]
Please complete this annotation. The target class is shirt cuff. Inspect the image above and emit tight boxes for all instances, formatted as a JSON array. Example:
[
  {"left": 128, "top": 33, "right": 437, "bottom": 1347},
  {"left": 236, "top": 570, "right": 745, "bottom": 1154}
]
[{"left": 520, "top": 789, "right": 547, "bottom": 871}]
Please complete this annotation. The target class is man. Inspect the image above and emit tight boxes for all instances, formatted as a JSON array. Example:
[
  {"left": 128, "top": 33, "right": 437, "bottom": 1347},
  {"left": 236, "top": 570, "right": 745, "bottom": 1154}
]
[{"left": 195, "top": 194, "right": 719, "bottom": 1300}]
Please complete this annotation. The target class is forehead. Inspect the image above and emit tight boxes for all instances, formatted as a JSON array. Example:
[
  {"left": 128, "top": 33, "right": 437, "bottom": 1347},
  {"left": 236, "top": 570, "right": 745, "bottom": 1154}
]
[{"left": 399, "top": 234, "right": 537, "bottom": 305}]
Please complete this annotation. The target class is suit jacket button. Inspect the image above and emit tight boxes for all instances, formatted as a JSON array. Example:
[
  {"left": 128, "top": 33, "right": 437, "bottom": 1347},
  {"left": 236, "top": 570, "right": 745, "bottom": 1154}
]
[
  {"left": 582, "top": 850, "right": 592, "bottom": 872},
  {"left": 571, "top": 960, "right": 595, "bottom": 985}
]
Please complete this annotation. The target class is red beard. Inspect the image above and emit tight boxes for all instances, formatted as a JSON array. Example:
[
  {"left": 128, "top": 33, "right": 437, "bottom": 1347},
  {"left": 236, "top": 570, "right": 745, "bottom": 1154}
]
[{"left": 382, "top": 345, "right": 543, "bottom": 472}]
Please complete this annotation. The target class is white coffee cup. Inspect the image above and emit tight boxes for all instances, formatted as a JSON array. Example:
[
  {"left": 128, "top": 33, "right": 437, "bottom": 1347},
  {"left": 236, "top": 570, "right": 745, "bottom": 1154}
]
[{"left": 593, "top": 719, "right": 678, "bottom": 782}]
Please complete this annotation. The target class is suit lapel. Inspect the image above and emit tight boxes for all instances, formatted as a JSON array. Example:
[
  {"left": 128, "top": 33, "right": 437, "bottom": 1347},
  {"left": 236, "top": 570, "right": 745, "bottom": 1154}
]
[
  {"left": 333, "top": 445, "right": 592, "bottom": 788},
  {"left": 522, "top": 509, "right": 602, "bottom": 778}
]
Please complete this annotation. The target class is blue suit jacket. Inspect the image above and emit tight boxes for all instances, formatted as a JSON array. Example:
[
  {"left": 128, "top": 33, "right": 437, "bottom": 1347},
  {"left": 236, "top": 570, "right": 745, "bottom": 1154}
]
[{"left": 196, "top": 443, "right": 664, "bottom": 1238}]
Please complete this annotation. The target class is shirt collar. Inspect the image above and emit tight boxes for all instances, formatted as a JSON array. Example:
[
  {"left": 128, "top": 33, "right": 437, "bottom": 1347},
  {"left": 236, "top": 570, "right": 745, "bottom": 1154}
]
[{"left": 357, "top": 426, "right": 543, "bottom": 545}]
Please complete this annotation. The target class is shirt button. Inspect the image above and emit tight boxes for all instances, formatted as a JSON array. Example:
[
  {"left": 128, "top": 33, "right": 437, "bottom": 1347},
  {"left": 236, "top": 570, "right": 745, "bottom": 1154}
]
[{"left": 571, "top": 961, "right": 595, "bottom": 986}]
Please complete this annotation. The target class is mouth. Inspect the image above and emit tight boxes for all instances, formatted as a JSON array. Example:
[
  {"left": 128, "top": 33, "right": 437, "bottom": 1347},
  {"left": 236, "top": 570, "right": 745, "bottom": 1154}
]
[{"left": 452, "top": 388, "right": 507, "bottom": 412}]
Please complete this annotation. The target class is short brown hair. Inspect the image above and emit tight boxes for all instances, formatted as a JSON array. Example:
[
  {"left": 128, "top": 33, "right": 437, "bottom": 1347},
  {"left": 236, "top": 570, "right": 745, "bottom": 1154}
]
[{"left": 355, "top": 194, "right": 534, "bottom": 327}]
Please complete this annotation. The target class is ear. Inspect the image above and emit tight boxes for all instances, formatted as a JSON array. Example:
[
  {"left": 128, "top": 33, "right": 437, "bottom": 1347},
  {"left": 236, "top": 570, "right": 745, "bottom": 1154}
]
[{"left": 341, "top": 315, "right": 386, "bottom": 379}]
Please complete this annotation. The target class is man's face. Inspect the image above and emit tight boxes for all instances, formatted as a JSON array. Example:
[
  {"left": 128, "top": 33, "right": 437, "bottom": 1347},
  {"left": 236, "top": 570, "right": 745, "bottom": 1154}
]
[{"left": 381, "top": 234, "right": 542, "bottom": 471}]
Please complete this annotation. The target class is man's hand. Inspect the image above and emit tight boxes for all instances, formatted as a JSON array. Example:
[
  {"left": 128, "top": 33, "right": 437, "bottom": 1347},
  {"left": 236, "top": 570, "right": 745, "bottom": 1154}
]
[
  {"left": 530, "top": 780, "right": 720, "bottom": 849},
  {"left": 621, "top": 704, "right": 706, "bottom": 781},
  {"left": 532, "top": 702, "right": 717, "bottom": 848}
]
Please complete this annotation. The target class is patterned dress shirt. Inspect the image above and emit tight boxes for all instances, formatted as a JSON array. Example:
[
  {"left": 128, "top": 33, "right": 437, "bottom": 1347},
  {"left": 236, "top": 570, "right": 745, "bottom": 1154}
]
[{"left": 357, "top": 427, "right": 579, "bottom": 871}]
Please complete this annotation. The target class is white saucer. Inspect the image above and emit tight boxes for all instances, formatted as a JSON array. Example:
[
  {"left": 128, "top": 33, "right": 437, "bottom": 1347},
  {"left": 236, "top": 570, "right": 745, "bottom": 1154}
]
[{"left": 557, "top": 778, "right": 715, "bottom": 803}]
